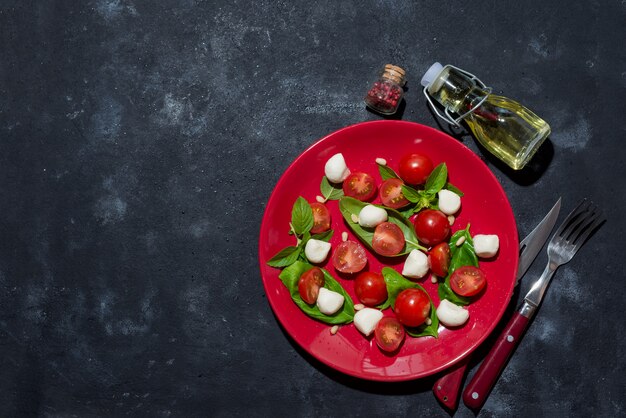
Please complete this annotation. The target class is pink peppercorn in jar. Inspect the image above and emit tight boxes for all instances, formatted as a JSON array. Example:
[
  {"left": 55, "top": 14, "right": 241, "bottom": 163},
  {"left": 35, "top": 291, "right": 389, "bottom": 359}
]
[{"left": 364, "top": 64, "right": 406, "bottom": 115}]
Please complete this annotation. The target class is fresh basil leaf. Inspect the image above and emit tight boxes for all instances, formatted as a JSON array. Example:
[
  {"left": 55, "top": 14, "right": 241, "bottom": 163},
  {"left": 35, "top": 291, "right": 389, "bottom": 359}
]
[
  {"left": 376, "top": 267, "right": 396, "bottom": 310},
  {"left": 339, "top": 197, "right": 425, "bottom": 256},
  {"left": 415, "top": 201, "right": 429, "bottom": 213},
  {"left": 320, "top": 176, "right": 344, "bottom": 201},
  {"left": 299, "top": 230, "right": 311, "bottom": 245},
  {"left": 291, "top": 197, "right": 314, "bottom": 236},
  {"left": 311, "top": 229, "right": 334, "bottom": 242},
  {"left": 297, "top": 231, "right": 312, "bottom": 261},
  {"left": 402, "top": 185, "right": 438, "bottom": 214},
  {"left": 318, "top": 268, "right": 355, "bottom": 323},
  {"left": 445, "top": 182, "right": 464, "bottom": 197},
  {"left": 381, "top": 267, "right": 414, "bottom": 308},
  {"left": 279, "top": 261, "right": 354, "bottom": 324},
  {"left": 278, "top": 259, "right": 310, "bottom": 289},
  {"left": 448, "top": 225, "right": 478, "bottom": 269},
  {"left": 377, "top": 299, "right": 391, "bottom": 310},
  {"left": 419, "top": 192, "right": 436, "bottom": 211},
  {"left": 401, "top": 185, "right": 422, "bottom": 203},
  {"left": 381, "top": 267, "right": 438, "bottom": 338},
  {"left": 338, "top": 196, "right": 375, "bottom": 243},
  {"left": 438, "top": 280, "right": 470, "bottom": 306},
  {"left": 399, "top": 206, "right": 415, "bottom": 218},
  {"left": 387, "top": 216, "right": 424, "bottom": 253},
  {"left": 438, "top": 225, "right": 476, "bottom": 306},
  {"left": 378, "top": 164, "right": 400, "bottom": 180},
  {"left": 424, "top": 163, "right": 448, "bottom": 195},
  {"left": 266, "top": 246, "right": 301, "bottom": 268}
]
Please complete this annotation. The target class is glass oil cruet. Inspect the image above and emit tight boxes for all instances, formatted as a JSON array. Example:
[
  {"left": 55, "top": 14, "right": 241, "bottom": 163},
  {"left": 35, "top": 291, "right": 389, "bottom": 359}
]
[{"left": 421, "top": 62, "right": 551, "bottom": 170}]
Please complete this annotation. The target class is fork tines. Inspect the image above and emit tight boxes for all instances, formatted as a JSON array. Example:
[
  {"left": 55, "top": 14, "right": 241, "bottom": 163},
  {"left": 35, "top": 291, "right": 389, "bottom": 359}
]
[{"left": 556, "top": 198, "right": 605, "bottom": 246}]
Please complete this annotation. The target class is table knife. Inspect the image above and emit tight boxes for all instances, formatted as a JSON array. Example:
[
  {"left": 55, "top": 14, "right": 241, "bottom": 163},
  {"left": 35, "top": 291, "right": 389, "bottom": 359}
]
[{"left": 433, "top": 198, "right": 561, "bottom": 410}]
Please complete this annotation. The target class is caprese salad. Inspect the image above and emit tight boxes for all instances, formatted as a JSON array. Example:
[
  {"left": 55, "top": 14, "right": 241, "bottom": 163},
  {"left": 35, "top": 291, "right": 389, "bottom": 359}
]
[{"left": 266, "top": 150, "right": 500, "bottom": 354}]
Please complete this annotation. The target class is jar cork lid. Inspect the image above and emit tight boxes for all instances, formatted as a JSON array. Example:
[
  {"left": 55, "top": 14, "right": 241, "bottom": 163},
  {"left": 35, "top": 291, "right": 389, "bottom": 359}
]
[{"left": 382, "top": 64, "right": 406, "bottom": 85}]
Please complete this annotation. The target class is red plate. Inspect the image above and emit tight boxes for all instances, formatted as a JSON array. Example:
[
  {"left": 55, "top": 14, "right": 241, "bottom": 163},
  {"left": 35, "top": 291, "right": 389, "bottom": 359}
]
[{"left": 258, "top": 121, "right": 518, "bottom": 381}]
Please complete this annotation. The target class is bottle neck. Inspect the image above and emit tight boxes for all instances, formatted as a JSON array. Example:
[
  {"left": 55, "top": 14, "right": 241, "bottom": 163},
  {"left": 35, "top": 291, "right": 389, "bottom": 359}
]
[
  {"left": 428, "top": 66, "right": 488, "bottom": 114},
  {"left": 462, "top": 88, "right": 490, "bottom": 114}
]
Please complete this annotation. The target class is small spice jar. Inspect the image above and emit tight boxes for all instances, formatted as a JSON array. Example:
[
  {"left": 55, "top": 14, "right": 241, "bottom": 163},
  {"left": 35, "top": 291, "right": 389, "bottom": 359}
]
[{"left": 364, "top": 64, "right": 406, "bottom": 115}]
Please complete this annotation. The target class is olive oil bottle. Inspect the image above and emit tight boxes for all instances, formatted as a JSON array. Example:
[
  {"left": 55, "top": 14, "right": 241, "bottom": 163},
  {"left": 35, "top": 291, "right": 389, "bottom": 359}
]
[{"left": 421, "top": 63, "right": 551, "bottom": 170}]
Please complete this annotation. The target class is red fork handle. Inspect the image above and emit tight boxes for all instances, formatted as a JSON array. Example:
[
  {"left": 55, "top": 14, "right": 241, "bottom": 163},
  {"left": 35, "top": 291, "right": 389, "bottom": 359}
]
[
  {"left": 462, "top": 311, "right": 530, "bottom": 410},
  {"left": 433, "top": 357, "right": 470, "bottom": 410}
]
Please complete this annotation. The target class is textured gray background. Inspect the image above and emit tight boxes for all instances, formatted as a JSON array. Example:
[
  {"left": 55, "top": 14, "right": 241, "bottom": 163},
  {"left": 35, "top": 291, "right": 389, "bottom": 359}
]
[{"left": 1, "top": 1, "right": 625, "bottom": 417}]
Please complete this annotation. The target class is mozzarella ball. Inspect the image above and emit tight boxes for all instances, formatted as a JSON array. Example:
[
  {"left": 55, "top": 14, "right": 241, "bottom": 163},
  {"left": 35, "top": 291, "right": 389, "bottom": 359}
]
[
  {"left": 402, "top": 249, "right": 430, "bottom": 279},
  {"left": 324, "top": 153, "right": 351, "bottom": 183},
  {"left": 304, "top": 239, "right": 332, "bottom": 264},
  {"left": 316, "top": 287, "right": 345, "bottom": 315},
  {"left": 436, "top": 299, "right": 469, "bottom": 327},
  {"left": 438, "top": 189, "right": 461, "bottom": 215},
  {"left": 358, "top": 205, "right": 388, "bottom": 228},
  {"left": 353, "top": 308, "right": 384, "bottom": 336},
  {"left": 473, "top": 234, "right": 500, "bottom": 258}
]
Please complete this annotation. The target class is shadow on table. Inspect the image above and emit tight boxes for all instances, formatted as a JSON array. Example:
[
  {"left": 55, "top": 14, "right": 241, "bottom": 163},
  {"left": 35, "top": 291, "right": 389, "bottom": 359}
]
[
  {"left": 273, "top": 317, "right": 436, "bottom": 396},
  {"left": 365, "top": 98, "right": 407, "bottom": 120},
  {"left": 476, "top": 137, "right": 554, "bottom": 187},
  {"left": 272, "top": 284, "right": 523, "bottom": 412}
]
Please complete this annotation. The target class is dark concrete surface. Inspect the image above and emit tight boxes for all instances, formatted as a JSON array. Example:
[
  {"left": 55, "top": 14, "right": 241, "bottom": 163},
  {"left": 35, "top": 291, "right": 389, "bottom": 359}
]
[{"left": 1, "top": 1, "right": 625, "bottom": 416}]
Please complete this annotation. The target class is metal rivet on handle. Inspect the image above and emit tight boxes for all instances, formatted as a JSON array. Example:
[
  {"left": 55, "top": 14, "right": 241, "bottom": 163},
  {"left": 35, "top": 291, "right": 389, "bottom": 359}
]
[
  {"left": 472, "top": 392, "right": 479, "bottom": 400},
  {"left": 507, "top": 335, "right": 514, "bottom": 343}
]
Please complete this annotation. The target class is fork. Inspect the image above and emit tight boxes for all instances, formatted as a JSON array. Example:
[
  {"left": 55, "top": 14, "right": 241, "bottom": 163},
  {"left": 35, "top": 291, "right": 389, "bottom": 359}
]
[{"left": 462, "top": 199, "right": 605, "bottom": 410}]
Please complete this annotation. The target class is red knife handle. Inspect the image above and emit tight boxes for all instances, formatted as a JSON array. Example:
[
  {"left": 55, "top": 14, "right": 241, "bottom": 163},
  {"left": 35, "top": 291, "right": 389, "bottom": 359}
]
[
  {"left": 433, "top": 357, "right": 470, "bottom": 410},
  {"left": 462, "top": 311, "right": 530, "bottom": 410}
]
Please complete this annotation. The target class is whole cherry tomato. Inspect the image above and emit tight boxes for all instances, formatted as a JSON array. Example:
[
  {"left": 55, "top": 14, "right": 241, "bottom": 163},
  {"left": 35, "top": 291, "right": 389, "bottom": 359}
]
[
  {"left": 394, "top": 288, "right": 431, "bottom": 328},
  {"left": 414, "top": 209, "right": 450, "bottom": 246},
  {"left": 399, "top": 153, "right": 434, "bottom": 185},
  {"left": 354, "top": 271, "right": 387, "bottom": 306},
  {"left": 429, "top": 242, "right": 451, "bottom": 277}
]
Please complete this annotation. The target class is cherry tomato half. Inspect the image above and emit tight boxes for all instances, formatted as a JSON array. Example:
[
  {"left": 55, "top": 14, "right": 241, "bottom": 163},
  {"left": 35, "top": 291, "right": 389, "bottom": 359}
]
[
  {"left": 354, "top": 271, "right": 388, "bottom": 306},
  {"left": 429, "top": 242, "right": 451, "bottom": 277},
  {"left": 372, "top": 222, "right": 406, "bottom": 257},
  {"left": 379, "top": 178, "right": 410, "bottom": 209},
  {"left": 414, "top": 209, "right": 451, "bottom": 246},
  {"left": 450, "top": 265, "right": 487, "bottom": 297},
  {"left": 332, "top": 241, "right": 368, "bottom": 274},
  {"left": 343, "top": 172, "right": 376, "bottom": 202},
  {"left": 298, "top": 267, "right": 325, "bottom": 304},
  {"left": 310, "top": 202, "right": 331, "bottom": 234},
  {"left": 375, "top": 317, "right": 405, "bottom": 353},
  {"left": 399, "top": 153, "right": 434, "bottom": 185},
  {"left": 394, "top": 288, "right": 431, "bottom": 328}
]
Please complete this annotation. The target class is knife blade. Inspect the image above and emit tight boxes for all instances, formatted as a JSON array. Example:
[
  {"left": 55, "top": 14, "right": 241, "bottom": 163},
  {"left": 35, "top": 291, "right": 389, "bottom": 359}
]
[
  {"left": 433, "top": 198, "right": 561, "bottom": 410},
  {"left": 516, "top": 198, "right": 561, "bottom": 283}
]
